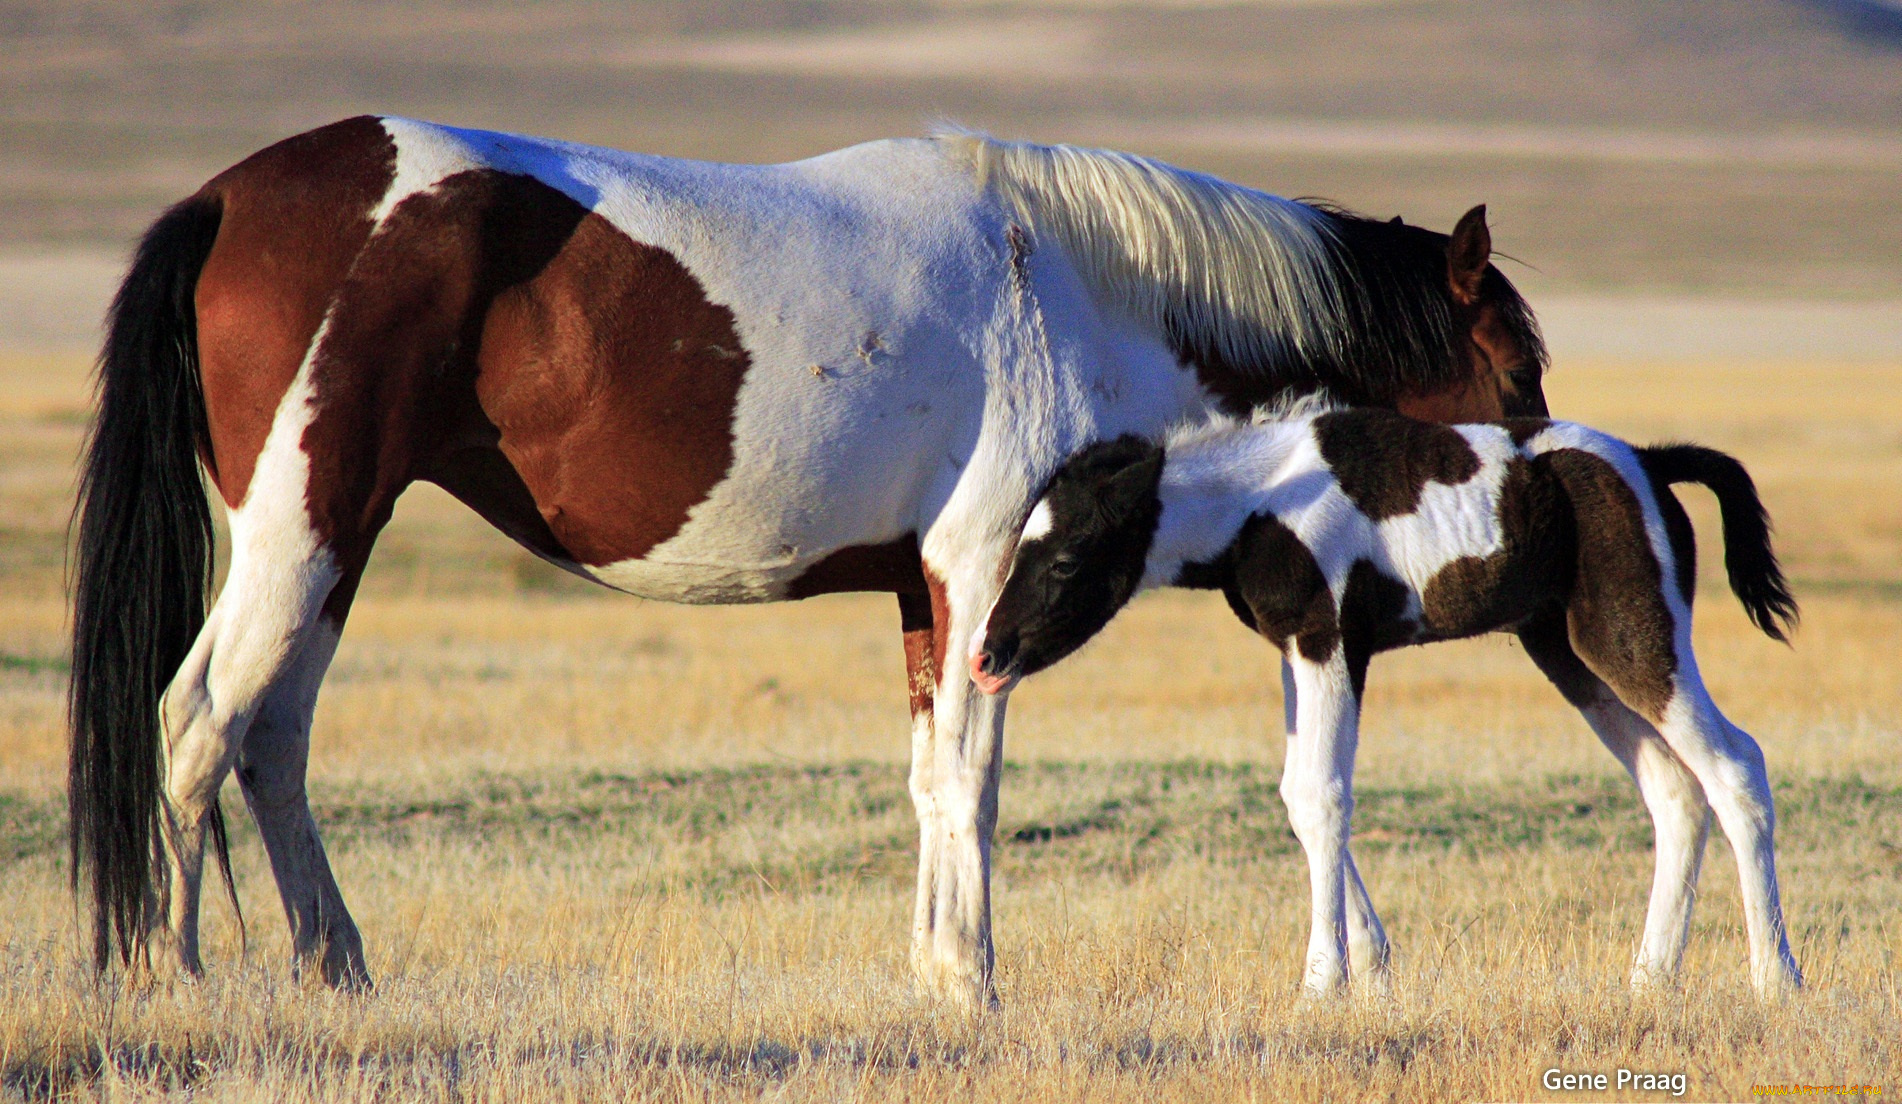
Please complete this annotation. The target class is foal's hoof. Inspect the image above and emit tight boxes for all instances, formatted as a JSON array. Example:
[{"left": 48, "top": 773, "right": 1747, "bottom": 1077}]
[
  {"left": 1352, "top": 963, "right": 1395, "bottom": 1001},
  {"left": 1753, "top": 963, "right": 1803, "bottom": 1004}
]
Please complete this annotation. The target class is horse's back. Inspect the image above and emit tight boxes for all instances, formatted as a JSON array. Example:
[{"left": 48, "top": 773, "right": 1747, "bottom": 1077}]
[{"left": 190, "top": 117, "right": 1014, "bottom": 603}]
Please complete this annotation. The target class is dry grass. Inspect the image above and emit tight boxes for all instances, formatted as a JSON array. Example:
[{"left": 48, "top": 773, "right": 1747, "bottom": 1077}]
[{"left": 1, "top": 350, "right": 1899, "bottom": 1099}]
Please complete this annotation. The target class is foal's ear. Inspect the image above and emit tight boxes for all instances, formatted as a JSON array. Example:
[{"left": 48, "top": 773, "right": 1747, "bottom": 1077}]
[
  {"left": 1447, "top": 204, "right": 1491, "bottom": 307},
  {"left": 1100, "top": 449, "right": 1164, "bottom": 519}
]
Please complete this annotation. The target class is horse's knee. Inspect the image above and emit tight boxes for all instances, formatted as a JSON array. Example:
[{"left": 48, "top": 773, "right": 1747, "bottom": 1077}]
[
  {"left": 1280, "top": 774, "right": 1350, "bottom": 842},
  {"left": 237, "top": 714, "right": 313, "bottom": 806}
]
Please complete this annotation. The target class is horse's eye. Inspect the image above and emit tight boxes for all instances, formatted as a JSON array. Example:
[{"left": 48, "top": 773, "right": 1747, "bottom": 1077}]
[{"left": 1049, "top": 556, "right": 1080, "bottom": 579}]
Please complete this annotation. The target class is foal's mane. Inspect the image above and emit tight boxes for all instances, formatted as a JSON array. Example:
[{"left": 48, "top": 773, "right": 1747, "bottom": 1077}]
[
  {"left": 935, "top": 129, "right": 1538, "bottom": 404},
  {"left": 1161, "top": 392, "right": 1345, "bottom": 454}
]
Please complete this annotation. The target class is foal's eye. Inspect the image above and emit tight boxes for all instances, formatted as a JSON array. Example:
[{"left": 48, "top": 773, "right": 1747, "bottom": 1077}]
[{"left": 1049, "top": 556, "right": 1080, "bottom": 579}]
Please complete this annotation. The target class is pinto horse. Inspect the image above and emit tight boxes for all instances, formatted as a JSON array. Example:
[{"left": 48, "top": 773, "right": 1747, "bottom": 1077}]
[
  {"left": 972, "top": 407, "right": 1803, "bottom": 999},
  {"left": 70, "top": 117, "right": 1547, "bottom": 1004}
]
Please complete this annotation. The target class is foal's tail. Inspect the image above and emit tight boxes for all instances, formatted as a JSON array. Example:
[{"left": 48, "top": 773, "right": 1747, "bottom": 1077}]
[
  {"left": 1638, "top": 443, "right": 1798, "bottom": 643},
  {"left": 70, "top": 192, "right": 233, "bottom": 968}
]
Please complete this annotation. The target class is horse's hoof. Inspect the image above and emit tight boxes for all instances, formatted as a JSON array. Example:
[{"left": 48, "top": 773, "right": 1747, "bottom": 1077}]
[
  {"left": 910, "top": 954, "right": 996, "bottom": 1012},
  {"left": 1628, "top": 962, "right": 1681, "bottom": 995}
]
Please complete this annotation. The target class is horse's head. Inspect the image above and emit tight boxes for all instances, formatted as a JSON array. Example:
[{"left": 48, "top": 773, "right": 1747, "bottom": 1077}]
[
  {"left": 1399, "top": 204, "right": 1549, "bottom": 421},
  {"left": 970, "top": 437, "right": 1164, "bottom": 695}
]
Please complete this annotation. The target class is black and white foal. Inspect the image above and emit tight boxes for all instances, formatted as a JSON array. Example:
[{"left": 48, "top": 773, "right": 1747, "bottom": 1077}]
[{"left": 972, "top": 407, "right": 1803, "bottom": 999}]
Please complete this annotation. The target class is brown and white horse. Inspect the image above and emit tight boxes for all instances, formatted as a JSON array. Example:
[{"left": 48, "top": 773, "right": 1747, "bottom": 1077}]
[
  {"left": 971, "top": 407, "right": 1803, "bottom": 999},
  {"left": 70, "top": 117, "right": 1547, "bottom": 1005}
]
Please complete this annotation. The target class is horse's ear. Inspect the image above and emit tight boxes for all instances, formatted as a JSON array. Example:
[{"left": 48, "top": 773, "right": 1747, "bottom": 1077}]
[{"left": 1447, "top": 204, "right": 1491, "bottom": 306}]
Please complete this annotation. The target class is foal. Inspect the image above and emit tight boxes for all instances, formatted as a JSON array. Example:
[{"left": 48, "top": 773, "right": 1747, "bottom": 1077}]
[{"left": 971, "top": 406, "right": 1803, "bottom": 998}]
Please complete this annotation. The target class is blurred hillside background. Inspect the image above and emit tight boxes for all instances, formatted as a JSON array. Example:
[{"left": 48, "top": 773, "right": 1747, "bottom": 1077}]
[{"left": 3, "top": 0, "right": 1901, "bottom": 358}]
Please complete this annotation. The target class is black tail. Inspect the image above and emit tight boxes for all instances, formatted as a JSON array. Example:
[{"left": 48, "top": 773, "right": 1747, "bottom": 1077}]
[
  {"left": 1639, "top": 443, "right": 1798, "bottom": 643},
  {"left": 69, "top": 192, "right": 232, "bottom": 969}
]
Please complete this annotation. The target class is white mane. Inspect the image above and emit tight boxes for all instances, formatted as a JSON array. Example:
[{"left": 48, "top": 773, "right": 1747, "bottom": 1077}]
[{"left": 935, "top": 128, "right": 1349, "bottom": 372}]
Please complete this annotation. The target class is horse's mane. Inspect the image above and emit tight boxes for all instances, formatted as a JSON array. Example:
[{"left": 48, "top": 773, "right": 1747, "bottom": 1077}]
[
  {"left": 934, "top": 128, "right": 1349, "bottom": 377},
  {"left": 935, "top": 129, "right": 1548, "bottom": 405}
]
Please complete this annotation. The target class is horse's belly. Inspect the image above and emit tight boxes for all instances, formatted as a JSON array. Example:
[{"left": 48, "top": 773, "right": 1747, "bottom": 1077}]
[{"left": 580, "top": 556, "right": 791, "bottom": 604}]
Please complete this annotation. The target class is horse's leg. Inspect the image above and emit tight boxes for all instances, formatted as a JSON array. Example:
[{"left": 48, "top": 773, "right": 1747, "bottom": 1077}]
[
  {"left": 1519, "top": 616, "right": 1710, "bottom": 990},
  {"left": 156, "top": 505, "right": 345, "bottom": 977},
  {"left": 898, "top": 590, "right": 947, "bottom": 994},
  {"left": 1280, "top": 649, "right": 1361, "bottom": 996},
  {"left": 1281, "top": 656, "right": 1389, "bottom": 990},
  {"left": 232, "top": 576, "right": 368, "bottom": 988},
  {"left": 913, "top": 565, "right": 1010, "bottom": 1008},
  {"left": 1637, "top": 660, "right": 1800, "bottom": 998}
]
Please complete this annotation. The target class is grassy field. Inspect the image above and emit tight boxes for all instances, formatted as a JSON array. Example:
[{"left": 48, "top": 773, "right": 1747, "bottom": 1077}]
[{"left": 0, "top": 348, "right": 1898, "bottom": 1100}]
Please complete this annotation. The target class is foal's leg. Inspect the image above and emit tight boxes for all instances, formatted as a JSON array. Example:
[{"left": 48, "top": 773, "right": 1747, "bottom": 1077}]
[
  {"left": 234, "top": 585, "right": 368, "bottom": 988},
  {"left": 1281, "top": 657, "right": 1389, "bottom": 989},
  {"left": 1519, "top": 617, "right": 1711, "bottom": 989},
  {"left": 1576, "top": 611, "right": 1802, "bottom": 997},
  {"left": 1645, "top": 657, "right": 1801, "bottom": 997},
  {"left": 1279, "top": 649, "right": 1362, "bottom": 996}
]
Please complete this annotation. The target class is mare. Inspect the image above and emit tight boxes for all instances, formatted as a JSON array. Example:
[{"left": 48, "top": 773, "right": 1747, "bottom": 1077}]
[
  {"left": 971, "top": 407, "right": 1804, "bottom": 999},
  {"left": 70, "top": 117, "right": 1548, "bottom": 1006}
]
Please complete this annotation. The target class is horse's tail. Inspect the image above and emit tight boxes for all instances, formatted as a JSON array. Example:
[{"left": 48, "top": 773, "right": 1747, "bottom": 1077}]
[
  {"left": 1638, "top": 443, "right": 1797, "bottom": 643},
  {"left": 70, "top": 192, "right": 229, "bottom": 968}
]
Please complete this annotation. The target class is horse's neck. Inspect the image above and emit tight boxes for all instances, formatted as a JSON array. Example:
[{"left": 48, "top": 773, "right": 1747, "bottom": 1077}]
[{"left": 1146, "top": 420, "right": 1311, "bottom": 586}]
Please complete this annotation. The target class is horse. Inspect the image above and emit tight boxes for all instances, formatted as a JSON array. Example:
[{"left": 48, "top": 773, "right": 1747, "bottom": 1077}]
[
  {"left": 69, "top": 116, "right": 1550, "bottom": 1006},
  {"left": 970, "top": 405, "right": 1804, "bottom": 999}
]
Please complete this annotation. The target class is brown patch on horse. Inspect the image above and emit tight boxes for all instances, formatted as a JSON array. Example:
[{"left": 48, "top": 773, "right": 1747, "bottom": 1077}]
[
  {"left": 1337, "top": 559, "right": 1413, "bottom": 696},
  {"left": 1542, "top": 448, "right": 1680, "bottom": 722},
  {"left": 194, "top": 116, "right": 395, "bottom": 508},
  {"left": 924, "top": 564, "right": 952, "bottom": 694},
  {"left": 471, "top": 196, "right": 751, "bottom": 567},
  {"left": 293, "top": 170, "right": 585, "bottom": 577},
  {"left": 287, "top": 166, "right": 751, "bottom": 583},
  {"left": 1417, "top": 456, "right": 1572, "bottom": 637},
  {"left": 786, "top": 534, "right": 926, "bottom": 599},
  {"left": 1228, "top": 512, "right": 1338, "bottom": 663},
  {"left": 897, "top": 589, "right": 937, "bottom": 722},
  {"left": 1314, "top": 410, "right": 1482, "bottom": 521}
]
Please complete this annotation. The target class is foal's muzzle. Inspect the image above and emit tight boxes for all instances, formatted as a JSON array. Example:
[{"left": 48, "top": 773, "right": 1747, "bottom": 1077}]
[{"left": 970, "top": 636, "right": 1020, "bottom": 696}]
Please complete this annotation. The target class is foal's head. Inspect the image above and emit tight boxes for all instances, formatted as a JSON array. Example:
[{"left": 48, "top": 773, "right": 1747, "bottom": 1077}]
[{"left": 971, "top": 437, "right": 1164, "bottom": 695}]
